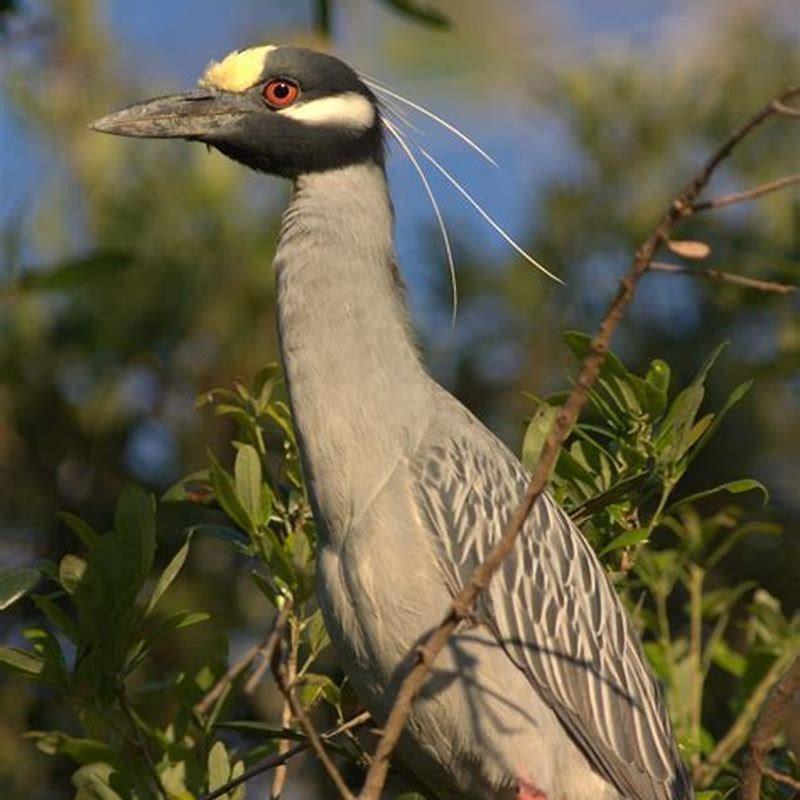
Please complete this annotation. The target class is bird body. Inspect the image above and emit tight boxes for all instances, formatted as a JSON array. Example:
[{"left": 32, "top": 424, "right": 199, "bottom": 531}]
[{"left": 93, "top": 45, "right": 693, "bottom": 800}]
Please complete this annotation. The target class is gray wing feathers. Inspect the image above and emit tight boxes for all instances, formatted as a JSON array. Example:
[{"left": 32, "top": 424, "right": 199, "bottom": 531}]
[{"left": 412, "top": 430, "right": 692, "bottom": 800}]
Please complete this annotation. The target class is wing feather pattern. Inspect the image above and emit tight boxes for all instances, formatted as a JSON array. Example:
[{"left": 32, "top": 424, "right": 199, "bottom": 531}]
[{"left": 412, "top": 419, "right": 693, "bottom": 800}]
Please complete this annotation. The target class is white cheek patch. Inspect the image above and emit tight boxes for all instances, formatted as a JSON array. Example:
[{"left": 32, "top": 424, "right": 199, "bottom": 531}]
[
  {"left": 279, "top": 93, "right": 375, "bottom": 130},
  {"left": 200, "top": 45, "right": 276, "bottom": 92}
]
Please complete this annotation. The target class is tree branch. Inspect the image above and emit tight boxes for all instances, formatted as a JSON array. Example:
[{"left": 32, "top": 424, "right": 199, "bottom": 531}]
[
  {"left": 694, "top": 650, "right": 796, "bottom": 787},
  {"left": 270, "top": 616, "right": 298, "bottom": 799},
  {"left": 200, "top": 711, "right": 371, "bottom": 800},
  {"left": 194, "top": 604, "right": 290, "bottom": 717},
  {"left": 690, "top": 173, "right": 800, "bottom": 212},
  {"left": 740, "top": 655, "right": 800, "bottom": 800},
  {"left": 649, "top": 261, "right": 797, "bottom": 295},
  {"left": 272, "top": 641, "right": 356, "bottom": 800},
  {"left": 356, "top": 85, "right": 800, "bottom": 800}
]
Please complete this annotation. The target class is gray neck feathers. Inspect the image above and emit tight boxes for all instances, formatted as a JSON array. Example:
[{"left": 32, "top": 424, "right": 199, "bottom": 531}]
[{"left": 274, "top": 163, "right": 431, "bottom": 542}]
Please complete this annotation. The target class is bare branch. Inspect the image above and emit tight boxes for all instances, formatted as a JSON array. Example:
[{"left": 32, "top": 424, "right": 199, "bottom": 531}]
[
  {"left": 357, "top": 85, "right": 800, "bottom": 800},
  {"left": 690, "top": 173, "right": 800, "bottom": 212},
  {"left": 272, "top": 642, "right": 356, "bottom": 800},
  {"left": 763, "top": 766, "right": 800, "bottom": 792},
  {"left": 194, "top": 604, "right": 291, "bottom": 718},
  {"left": 200, "top": 711, "right": 371, "bottom": 800},
  {"left": 694, "top": 650, "right": 796, "bottom": 787},
  {"left": 245, "top": 607, "right": 290, "bottom": 695},
  {"left": 773, "top": 100, "right": 800, "bottom": 117},
  {"left": 270, "top": 617, "right": 298, "bottom": 799},
  {"left": 650, "top": 261, "right": 797, "bottom": 295},
  {"left": 740, "top": 655, "right": 800, "bottom": 800}
]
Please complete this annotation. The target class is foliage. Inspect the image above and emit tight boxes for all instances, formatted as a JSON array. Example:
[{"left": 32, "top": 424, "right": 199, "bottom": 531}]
[{"left": 2, "top": 341, "right": 797, "bottom": 798}]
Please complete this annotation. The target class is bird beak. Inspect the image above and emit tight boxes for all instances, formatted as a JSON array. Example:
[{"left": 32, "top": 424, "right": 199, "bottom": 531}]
[{"left": 90, "top": 90, "right": 250, "bottom": 140}]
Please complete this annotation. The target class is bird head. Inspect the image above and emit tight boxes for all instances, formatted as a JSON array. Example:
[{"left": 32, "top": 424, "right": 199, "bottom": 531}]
[{"left": 91, "top": 45, "right": 384, "bottom": 177}]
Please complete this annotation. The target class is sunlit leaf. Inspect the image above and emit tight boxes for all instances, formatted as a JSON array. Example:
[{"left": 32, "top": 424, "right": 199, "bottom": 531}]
[
  {"left": 669, "top": 479, "right": 769, "bottom": 511},
  {"left": 0, "top": 566, "right": 40, "bottom": 609},
  {"left": 234, "top": 444, "right": 264, "bottom": 526},
  {"left": 59, "top": 555, "right": 87, "bottom": 595},
  {"left": 209, "top": 453, "right": 255, "bottom": 534},
  {"left": 0, "top": 645, "right": 45, "bottom": 677},
  {"left": 599, "top": 528, "right": 650, "bottom": 556},
  {"left": 522, "top": 401, "right": 558, "bottom": 471},
  {"left": 208, "top": 740, "right": 231, "bottom": 793}
]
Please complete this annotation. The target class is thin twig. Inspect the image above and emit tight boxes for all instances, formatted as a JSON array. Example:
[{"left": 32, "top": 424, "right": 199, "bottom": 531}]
[
  {"left": 763, "top": 766, "right": 800, "bottom": 791},
  {"left": 740, "top": 655, "right": 800, "bottom": 800},
  {"left": 694, "top": 649, "right": 796, "bottom": 787},
  {"left": 200, "top": 711, "right": 371, "bottom": 800},
  {"left": 688, "top": 565, "right": 705, "bottom": 768},
  {"left": 272, "top": 643, "right": 356, "bottom": 800},
  {"left": 119, "top": 692, "right": 168, "bottom": 799},
  {"left": 270, "top": 617, "right": 298, "bottom": 799},
  {"left": 773, "top": 100, "right": 800, "bottom": 117},
  {"left": 650, "top": 262, "right": 797, "bottom": 295},
  {"left": 194, "top": 604, "right": 291, "bottom": 717},
  {"left": 246, "top": 605, "right": 292, "bottom": 694},
  {"left": 690, "top": 173, "right": 800, "bottom": 212},
  {"left": 357, "top": 85, "right": 800, "bottom": 800}
]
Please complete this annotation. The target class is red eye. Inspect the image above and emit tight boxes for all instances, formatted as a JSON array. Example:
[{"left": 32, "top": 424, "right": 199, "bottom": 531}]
[{"left": 262, "top": 79, "right": 299, "bottom": 108}]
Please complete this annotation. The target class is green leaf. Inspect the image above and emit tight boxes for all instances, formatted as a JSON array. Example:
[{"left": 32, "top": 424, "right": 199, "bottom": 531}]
[
  {"left": 234, "top": 444, "right": 264, "bottom": 525},
  {"left": 208, "top": 740, "right": 231, "bottom": 793},
  {"left": 709, "top": 638, "right": 746, "bottom": 677},
  {"left": 251, "top": 570, "right": 281, "bottom": 607},
  {"left": 521, "top": 402, "right": 558, "bottom": 471},
  {"left": 669, "top": 479, "right": 769, "bottom": 512},
  {"left": 71, "top": 762, "right": 124, "bottom": 800},
  {"left": 569, "top": 472, "right": 650, "bottom": 523},
  {"left": 215, "top": 721, "right": 307, "bottom": 741},
  {"left": 114, "top": 486, "right": 156, "bottom": 580},
  {"left": 145, "top": 537, "right": 191, "bottom": 617},
  {"left": 144, "top": 611, "right": 210, "bottom": 647},
  {"left": 378, "top": 0, "right": 449, "bottom": 28},
  {"left": 27, "top": 731, "right": 117, "bottom": 765},
  {"left": 161, "top": 469, "right": 212, "bottom": 503},
  {"left": 31, "top": 594, "right": 80, "bottom": 643},
  {"left": 599, "top": 528, "right": 650, "bottom": 556},
  {"left": 59, "top": 555, "right": 87, "bottom": 594},
  {"left": 296, "top": 672, "right": 340, "bottom": 709},
  {"left": 59, "top": 512, "right": 101, "bottom": 550},
  {"left": 0, "top": 566, "right": 40, "bottom": 609},
  {"left": 685, "top": 380, "right": 753, "bottom": 466},
  {"left": 0, "top": 645, "right": 45, "bottom": 677},
  {"left": 305, "top": 608, "right": 330, "bottom": 657},
  {"left": 209, "top": 453, "right": 255, "bottom": 533}
]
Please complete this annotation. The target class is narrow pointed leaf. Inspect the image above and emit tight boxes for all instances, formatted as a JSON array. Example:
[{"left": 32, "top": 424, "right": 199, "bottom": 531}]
[
  {"left": 59, "top": 512, "right": 101, "bottom": 549},
  {"left": 0, "top": 567, "right": 40, "bottom": 610},
  {"left": 145, "top": 538, "right": 191, "bottom": 617},
  {"left": 669, "top": 479, "right": 768, "bottom": 511}
]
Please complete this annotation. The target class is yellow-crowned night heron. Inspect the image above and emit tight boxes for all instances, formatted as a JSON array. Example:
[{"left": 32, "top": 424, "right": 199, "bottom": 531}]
[{"left": 92, "top": 45, "right": 693, "bottom": 800}]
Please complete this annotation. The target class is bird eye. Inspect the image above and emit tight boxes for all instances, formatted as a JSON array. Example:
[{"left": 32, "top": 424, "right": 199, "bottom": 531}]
[{"left": 262, "top": 79, "right": 299, "bottom": 109}]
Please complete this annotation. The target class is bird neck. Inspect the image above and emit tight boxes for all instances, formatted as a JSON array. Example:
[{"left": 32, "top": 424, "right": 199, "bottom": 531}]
[{"left": 274, "top": 162, "right": 431, "bottom": 541}]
